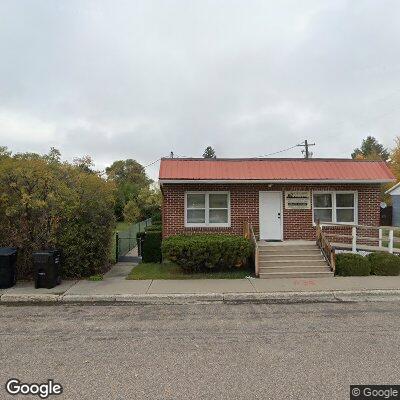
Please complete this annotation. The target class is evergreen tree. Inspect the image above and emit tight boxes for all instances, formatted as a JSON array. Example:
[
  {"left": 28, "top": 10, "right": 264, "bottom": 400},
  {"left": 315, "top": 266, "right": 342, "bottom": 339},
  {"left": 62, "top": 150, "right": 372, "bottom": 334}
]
[
  {"left": 351, "top": 136, "right": 389, "bottom": 160},
  {"left": 203, "top": 146, "right": 216, "bottom": 159}
]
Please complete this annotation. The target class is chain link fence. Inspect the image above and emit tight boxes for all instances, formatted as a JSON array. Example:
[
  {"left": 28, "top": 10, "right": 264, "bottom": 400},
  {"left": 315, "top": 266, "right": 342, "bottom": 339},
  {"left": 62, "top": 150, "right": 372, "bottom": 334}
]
[{"left": 115, "top": 218, "right": 152, "bottom": 261}]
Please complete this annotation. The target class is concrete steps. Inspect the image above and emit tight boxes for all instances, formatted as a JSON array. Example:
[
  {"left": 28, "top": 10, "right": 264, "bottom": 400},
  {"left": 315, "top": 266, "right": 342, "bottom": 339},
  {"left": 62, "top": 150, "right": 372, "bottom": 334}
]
[
  {"left": 259, "top": 257, "right": 326, "bottom": 267},
  {"left": 259, "top": 248, "right": 321, "bottom": 255},
  {"left": 257, "top": 241, "right": 333, "bottom": 279},
  {"left": 259, "top": 271, "right": 333, "bottom": 279}
]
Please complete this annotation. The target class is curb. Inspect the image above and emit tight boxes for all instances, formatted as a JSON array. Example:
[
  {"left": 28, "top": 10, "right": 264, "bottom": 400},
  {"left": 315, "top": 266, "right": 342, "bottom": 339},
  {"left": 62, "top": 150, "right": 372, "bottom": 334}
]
[
  {"left": 60, "top": 293, "right": 224, "bottom": 305},
  {"left": 1, "top": 289, "right": 400, "bottom": 305},
  {"left": 0, "top": 293, "right": 61, "bottom": 303},
  {"left": 223, "top": 291, "right": 338, "bottom": 304}
]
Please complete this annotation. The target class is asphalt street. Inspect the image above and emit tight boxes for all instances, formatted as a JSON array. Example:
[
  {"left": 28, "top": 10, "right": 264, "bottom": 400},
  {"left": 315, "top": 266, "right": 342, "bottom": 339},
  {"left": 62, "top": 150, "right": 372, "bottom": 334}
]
[{"left": 0, "top": 302, "right": 399, "bottom": 400}]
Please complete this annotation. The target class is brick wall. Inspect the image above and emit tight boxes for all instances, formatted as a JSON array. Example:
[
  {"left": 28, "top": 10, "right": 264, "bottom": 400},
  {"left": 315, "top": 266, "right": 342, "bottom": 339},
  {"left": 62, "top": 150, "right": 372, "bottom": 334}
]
[{"left": 161, "top": 183, "right": 381, "bottom": 241}]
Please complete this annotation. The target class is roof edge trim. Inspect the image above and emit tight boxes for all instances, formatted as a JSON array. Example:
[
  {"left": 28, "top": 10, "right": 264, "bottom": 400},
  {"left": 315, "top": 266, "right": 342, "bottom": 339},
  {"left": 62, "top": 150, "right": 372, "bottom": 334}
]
[{"left": 159, "top": 179, "right": 394, "bottom": 184}]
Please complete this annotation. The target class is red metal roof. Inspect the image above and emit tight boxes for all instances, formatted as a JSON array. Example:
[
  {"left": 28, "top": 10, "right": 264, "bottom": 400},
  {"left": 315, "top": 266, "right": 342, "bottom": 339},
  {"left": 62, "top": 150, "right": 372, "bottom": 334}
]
[{"left": 159, "top": 158, "right": 395, "bottom": 182}]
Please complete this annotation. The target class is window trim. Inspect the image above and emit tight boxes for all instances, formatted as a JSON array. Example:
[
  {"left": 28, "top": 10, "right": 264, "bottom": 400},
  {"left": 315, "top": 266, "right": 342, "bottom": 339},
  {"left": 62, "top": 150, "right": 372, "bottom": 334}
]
[
  {"left": 312, "top": 190, "right": 358, "bottom": 225},
  {"left": 185, "top": 191, "right": 231, "bottom": 227}
]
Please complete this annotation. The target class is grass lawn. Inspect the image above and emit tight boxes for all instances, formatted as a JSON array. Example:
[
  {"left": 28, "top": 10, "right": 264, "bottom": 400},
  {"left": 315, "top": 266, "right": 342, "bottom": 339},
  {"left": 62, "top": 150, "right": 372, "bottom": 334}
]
[
  {"left": 87, "top": 274, "right": 104, "bottom": 281},
  {"left": 127, "top": 262, "right": 253, "bottom": 280},
  {"left": 381, "top": 228, "right": 400, "bottom": 249}
]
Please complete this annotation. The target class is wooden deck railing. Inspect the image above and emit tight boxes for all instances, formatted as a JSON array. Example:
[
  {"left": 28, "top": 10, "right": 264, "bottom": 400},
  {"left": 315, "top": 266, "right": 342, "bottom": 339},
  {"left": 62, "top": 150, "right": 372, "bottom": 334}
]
[
  {"left": 315, "top": 220, "right": 336, "bottom": 273},
  {"left": 319, "top": 222, "right": 400, "bottom": 254},
  {"left": 243, "top": 221, "right": 259, "bottom": 277}
]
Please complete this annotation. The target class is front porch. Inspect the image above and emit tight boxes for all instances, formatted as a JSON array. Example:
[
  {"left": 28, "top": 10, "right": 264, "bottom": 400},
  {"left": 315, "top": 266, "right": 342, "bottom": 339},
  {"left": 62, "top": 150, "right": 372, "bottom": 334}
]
[{"left": 246, "top": 221, "right": 400, "bottom": 278}]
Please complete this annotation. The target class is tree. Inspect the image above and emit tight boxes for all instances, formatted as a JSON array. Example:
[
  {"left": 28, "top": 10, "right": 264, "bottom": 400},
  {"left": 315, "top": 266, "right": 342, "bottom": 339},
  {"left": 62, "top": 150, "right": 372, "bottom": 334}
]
[
  {"left": 106, "top": 159, "right": 152, "bottom": 221},
  {"left": 44, "top": 147, "right": 62, "bottom": 164},
  {"left": 73, "top": 155, "right": 95, "bottom": 173},
  {"left": 0, "top": 146, "right": 11, "bottom": 159},
  {"left": 106, "top": 159, "right": 151, "bottom": 186},
  {"left": 389, "top": 137, "right": 400, "bottom": 179},
  {"left": 351, "top": 136, "right": 389, "bottom": 161},
  {"left": 123, "top": 199, "right": 140, "bottom": 223},
  {"left": 137, "top": 186, "right": 162, "bottom": 219},
  {"left": 0, "top": 153, "right": 115, "bottom": 278},
  {"left": 203, "top": 146, "right": 216, "bottom": 159}
]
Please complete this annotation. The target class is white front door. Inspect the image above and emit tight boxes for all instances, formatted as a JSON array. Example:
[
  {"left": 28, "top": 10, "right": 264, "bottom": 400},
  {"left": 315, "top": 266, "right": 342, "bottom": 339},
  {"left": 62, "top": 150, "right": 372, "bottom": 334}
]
[{"left": 259, "top": 191, "right": 283, "bottom": 240}]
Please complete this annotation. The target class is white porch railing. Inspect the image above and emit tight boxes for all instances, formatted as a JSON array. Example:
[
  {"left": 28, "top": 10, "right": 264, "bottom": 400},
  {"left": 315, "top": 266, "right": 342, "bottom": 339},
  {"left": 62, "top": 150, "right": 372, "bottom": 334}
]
[{"left": 320, "top": 222, "right": 400, "bottom": 254}]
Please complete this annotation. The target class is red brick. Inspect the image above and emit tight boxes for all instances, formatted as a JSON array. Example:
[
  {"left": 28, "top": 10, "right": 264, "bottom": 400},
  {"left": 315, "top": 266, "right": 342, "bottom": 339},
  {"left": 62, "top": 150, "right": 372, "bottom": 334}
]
[{"left": 161, "top": 183, "right": 381, "bottom": 240}]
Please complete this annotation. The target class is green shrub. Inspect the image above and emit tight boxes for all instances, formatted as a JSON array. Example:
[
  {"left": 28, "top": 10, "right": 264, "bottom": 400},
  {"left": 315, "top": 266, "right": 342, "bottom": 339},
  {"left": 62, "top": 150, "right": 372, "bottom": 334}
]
[
  {"left": 368, "top": 252, "right": 400, "bottom": 276},
  {"left": 136, "top": 230, "right": 145, "bottom": 243},
  {"left": 335, "top": 253, "right": 371, "bottom": 276},
  {"left": 151, "top": 212, "right": 162, "bottom": 224},
  {"left": 142, "top": 231, "right": 162, "bottom": 263},
  {"left": 162, "top": 234, "right": 253, "bottom": 273},
  {"left": 145, "top": 224, "right": 162, "bottom": 232}
]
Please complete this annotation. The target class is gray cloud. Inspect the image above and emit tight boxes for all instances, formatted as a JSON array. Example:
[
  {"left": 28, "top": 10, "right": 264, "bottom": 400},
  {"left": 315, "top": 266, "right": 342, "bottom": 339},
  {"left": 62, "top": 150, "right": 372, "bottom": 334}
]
[{"left": 1, "top": 0, "right": 400, "bottom": 179}]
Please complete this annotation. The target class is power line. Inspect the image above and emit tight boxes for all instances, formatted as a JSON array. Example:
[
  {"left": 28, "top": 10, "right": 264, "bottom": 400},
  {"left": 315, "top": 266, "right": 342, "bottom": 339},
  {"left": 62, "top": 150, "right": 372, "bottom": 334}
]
[
  {"left": 258, "top": 144, "right": 299, "bottom": 157},
  {"left": 143, "top": 157, "right": 162, "bottom": 168}
]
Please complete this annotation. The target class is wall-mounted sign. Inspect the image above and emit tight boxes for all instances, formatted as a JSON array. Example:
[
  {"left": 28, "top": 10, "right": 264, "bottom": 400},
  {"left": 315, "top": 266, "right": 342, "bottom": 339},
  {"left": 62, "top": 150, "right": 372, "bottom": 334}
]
[{"left": 285, "top": 191, "right": 311, "bottom": 210}]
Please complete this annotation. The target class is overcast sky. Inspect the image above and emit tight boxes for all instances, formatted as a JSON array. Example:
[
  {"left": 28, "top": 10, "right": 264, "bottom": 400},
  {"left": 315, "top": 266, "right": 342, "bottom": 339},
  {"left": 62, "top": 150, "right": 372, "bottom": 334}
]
[{"left": 1, "top": 0, "right": 400, "bottom": 179}]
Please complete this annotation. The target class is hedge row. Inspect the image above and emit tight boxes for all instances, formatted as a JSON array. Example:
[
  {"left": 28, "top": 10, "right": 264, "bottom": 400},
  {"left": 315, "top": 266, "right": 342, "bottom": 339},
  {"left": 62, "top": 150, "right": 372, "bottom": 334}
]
[
  {"left": 0, "top": 155, "right": 115, "bottom": 278},
  {"left": 137, "top": 224, "right": 162, "bottom": 263},
  {"left": 162, "top": 234, "right": 253, "bottom": 273},
  {"left": 335, "top": 252, "right": 400, "bottom": 276},
  {"left": 142, "top": 231, "right": 162, "bottom": 263}
]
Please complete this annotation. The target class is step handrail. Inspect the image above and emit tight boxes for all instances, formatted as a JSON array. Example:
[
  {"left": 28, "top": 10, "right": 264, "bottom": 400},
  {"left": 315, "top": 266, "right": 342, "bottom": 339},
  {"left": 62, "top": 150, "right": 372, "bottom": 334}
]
[
  {"left": 316, "top": 220, "right": 336, "bottom": 273},
  {"left": 244, "top": 221, "right": 259, "bottom": 277},
  {"left": 250, "top": 224, "right": 259, "bottom": 277}
]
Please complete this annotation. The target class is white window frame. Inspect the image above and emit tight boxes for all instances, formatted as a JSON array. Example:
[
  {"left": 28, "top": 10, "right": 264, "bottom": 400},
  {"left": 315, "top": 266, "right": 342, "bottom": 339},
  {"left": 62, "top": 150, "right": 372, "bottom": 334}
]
[
  {"left": 185, "top": 191, "right": 231, "bottom": 227},
  {"left": 312, "top": 190, "right": 358, "bottom": 225}
]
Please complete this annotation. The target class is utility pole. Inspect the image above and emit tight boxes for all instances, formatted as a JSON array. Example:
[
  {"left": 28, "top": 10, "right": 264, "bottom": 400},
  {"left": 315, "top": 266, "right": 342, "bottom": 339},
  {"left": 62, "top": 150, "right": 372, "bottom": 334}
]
[{"left": 297, "top": 140, "right": 315, "bottom": 159}]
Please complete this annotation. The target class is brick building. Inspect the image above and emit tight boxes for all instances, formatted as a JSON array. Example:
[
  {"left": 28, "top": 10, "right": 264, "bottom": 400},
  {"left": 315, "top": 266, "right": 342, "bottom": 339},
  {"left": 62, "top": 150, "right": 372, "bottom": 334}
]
[{"left": 159, "top": 158, "right": 395, "bottom": 241}]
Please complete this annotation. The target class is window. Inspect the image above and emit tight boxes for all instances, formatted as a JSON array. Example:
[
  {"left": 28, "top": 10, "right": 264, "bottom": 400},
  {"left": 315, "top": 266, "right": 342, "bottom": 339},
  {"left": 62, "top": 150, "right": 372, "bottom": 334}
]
[
  {"left": 313, "top": 191, "right": 357, "bottom": 224},
  {"left": 185, "top": 192, "right": 230, "bottom": 227}
]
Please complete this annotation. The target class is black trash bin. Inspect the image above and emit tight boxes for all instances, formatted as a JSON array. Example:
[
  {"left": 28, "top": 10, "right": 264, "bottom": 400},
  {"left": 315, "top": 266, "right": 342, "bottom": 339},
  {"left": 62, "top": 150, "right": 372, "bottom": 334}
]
[
  {"left": 0, "top": 248, "right": 17, "bottom": 289},
  {"left": 33, "top": 250, "right": 61, "bottom": 289}
]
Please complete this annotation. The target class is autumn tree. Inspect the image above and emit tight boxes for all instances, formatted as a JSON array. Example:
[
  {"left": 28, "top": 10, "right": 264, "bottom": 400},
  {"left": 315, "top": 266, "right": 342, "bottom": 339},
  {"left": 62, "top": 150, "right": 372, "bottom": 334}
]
[
  {"left": 73, "top": 155, "right": 95, "bottom": 173},
  {"left": 388, "top": 137, "right": 400, "bottom": 179},
  {"left": 106, "top": 159, "right": 153, "bottom": 221},
  {"left": 137, "top": 186, "right": 162, "bottom": 220},
  {"left": 0, "top": 150, "right": 115, "bottom": 278},
  {"left": 123, "top": 200, "right": 141, "bottom": 223},
  {"left": 0, "top": 146, "right": 11, "bottom": 159}
]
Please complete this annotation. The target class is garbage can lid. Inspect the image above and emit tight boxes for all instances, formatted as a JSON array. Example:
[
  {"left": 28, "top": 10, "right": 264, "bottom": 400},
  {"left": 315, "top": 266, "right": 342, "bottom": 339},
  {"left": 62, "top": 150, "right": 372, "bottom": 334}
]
[{"left": 0, "top": 247, "right": 17, "bottom": 256}]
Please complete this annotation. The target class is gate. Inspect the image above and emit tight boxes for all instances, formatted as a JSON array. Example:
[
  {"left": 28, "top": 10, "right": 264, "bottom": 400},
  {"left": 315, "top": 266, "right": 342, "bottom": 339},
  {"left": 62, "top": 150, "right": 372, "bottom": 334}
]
[
  {"left": 380, "top": 205, "right": 393, "bottom": 226},
  {"left": 115, "top": 218, "right": 151, "bottom": 262}
]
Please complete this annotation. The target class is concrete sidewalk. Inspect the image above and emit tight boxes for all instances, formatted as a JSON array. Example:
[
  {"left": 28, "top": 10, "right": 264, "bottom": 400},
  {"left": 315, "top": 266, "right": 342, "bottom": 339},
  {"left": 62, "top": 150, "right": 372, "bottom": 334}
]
[{"left": 1, "top": 259, "right": 400, "bottom": 304}]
